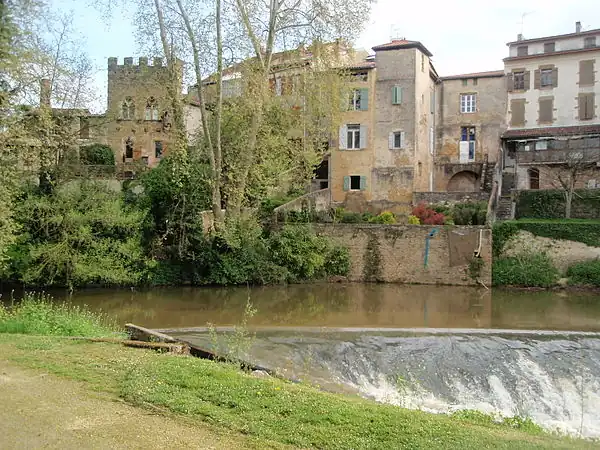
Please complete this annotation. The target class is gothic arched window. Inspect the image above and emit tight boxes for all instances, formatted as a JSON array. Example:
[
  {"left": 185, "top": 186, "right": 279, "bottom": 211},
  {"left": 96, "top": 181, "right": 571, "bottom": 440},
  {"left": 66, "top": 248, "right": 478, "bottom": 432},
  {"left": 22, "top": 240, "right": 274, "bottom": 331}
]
[
  {"left": 145, "top": 97, "right": 159, "bottom": 121},
  {"left": 125, "top": 137, "right": 134, "bottom": 160},
  {"left": 122, "top": 97, "right": 135, "bottom": 120}
]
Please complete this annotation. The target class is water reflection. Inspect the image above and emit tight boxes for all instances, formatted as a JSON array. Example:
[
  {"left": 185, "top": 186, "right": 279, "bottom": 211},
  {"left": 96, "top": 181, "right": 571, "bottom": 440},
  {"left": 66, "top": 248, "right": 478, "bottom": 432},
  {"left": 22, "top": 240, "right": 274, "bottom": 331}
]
[{"left": 6, "top": 284, "right": 598, "bottom": 332}]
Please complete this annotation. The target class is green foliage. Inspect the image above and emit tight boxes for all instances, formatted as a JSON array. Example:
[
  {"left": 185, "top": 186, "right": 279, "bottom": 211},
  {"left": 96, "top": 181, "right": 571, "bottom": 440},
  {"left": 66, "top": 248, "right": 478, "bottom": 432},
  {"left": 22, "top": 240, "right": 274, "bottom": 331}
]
[
  {"left": 363, "top": 234, "right": 382, "bottom": 282},
  {"left": 0, "top": 292, "right": 120, "bottom": 337},
  {"left": 450, "top": 410, "right": 543, "bottom": 434},
  {"left": 325, "top": 245, "right": 351, "bottom": 277},
  {"left": 452, "top": 201, "right": 487, "bottom": 226},
  {"left": 7, "top": 181, "right": 148, "bottom": 288},
  {"left": 516, "top": 189, "right": 600, "bottom": 219},
  {"left": 567, "top": 259, "right": 600, "bottom": 286},
  {"left": 408, "top": 215, "right": 420, "bottom": 225},
  {"left": 467, "top": 257, "right": 485, "bottom": 282},
  {"left": 340, "top": 212, "right": 363, "bottom": 223},
  {"left": 504, "top": 219, "right": 600, "bottom": 247},
  {"left": 79, "top": 144, "right": 115, "bottom": 166},
  {"left": 492, "top": 253, "right": 559, "bottom": 287},
  {"left": 368, "top": 211, "right": 396, "bottom": 224},
  {"left": 492, "top": 222, "right": 519, "bottom": 257}
]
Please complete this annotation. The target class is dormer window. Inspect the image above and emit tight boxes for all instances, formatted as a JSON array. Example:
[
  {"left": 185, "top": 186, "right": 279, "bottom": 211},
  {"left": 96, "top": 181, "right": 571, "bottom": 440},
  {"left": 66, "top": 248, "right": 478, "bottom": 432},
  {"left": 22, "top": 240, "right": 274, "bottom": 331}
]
[
  {"left": 584, "top": 36, "right": 597, "bottom": 48},
  {"left": 544, "top": 42, "right": 555, "bottom": 53},
  {"left": 145, "top": 97, "right": 159, "bottom": 121},
  {"left": 122, "top": 97, "right": 135, "bottom": 120}
]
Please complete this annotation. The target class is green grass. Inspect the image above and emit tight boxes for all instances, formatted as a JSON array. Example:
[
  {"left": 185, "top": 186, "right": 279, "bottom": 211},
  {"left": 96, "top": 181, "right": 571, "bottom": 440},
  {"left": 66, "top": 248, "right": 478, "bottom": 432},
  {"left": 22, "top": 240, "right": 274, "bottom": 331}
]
[
  {"left": 0, "top": 292, "right": 122, "bottom": 337},
  {"left": 493, "top": 253, "right": 559, "bottom": 287},
  {"left": 567, "top": 259, "right": 600, "bottom": 287}
]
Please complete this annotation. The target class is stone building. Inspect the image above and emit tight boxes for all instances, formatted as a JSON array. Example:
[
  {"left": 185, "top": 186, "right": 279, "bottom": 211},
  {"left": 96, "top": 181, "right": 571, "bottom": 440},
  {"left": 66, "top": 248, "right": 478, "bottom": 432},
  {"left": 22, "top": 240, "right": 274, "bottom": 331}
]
[{"left": 501, "top": 22, "right": 600, "bottom": 194}]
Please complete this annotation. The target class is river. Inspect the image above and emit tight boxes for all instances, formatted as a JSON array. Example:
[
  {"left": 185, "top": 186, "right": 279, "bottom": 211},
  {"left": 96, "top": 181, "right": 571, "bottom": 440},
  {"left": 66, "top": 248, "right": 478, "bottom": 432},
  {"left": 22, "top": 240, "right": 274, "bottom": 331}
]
[{"left": 7, "top": 284, "right": 600, "bottom": 438}]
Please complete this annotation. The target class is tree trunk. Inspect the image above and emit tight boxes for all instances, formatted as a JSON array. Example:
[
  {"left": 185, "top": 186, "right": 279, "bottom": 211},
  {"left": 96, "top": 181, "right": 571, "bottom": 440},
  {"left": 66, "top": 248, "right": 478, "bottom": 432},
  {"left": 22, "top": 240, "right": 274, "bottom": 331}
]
[{"left": 213, "top": 0, "right": 224, "bottom": 226}]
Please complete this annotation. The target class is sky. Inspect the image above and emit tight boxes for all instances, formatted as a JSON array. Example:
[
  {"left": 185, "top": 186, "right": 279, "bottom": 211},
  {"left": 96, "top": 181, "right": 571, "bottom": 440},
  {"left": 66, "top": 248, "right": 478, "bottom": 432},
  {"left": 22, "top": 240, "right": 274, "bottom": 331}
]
[{"left": 52, "top": 0, "right": 600, "bottom": 112}]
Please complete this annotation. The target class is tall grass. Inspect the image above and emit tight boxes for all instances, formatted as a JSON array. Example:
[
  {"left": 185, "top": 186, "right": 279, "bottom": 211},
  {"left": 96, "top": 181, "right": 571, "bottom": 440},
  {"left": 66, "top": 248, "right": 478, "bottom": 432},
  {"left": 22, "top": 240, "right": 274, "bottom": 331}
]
[{"left": 0, "top": 292, "right": 120, "bottom": 337}]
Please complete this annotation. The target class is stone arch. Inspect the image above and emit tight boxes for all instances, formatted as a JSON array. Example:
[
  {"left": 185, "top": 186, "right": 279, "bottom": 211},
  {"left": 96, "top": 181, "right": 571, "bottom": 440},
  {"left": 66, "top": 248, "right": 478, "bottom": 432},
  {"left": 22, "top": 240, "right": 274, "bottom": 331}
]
[
  {"left": 528, "top": 168, "right": 540, "bottom": 190},
  {"left": 122, "top": 97, "right": 135, "bottom": 120},
  {"left": 145, "top": 97, "right": 159, "bottom": 121},
  {"left": 447, "top": 170, "right": 480, "bottom": 192}
]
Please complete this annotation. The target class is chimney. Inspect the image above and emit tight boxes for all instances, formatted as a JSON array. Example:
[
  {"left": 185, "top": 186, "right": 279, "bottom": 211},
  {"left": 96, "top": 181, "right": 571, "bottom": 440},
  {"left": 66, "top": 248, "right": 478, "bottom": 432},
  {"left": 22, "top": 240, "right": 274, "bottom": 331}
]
[
  {"left": 517, "top": 33, "right": 523, "bottom": 41},
  {"left": 40, "top": 78, "right": 51, "bottom": 107},
  {"left": 576, "top": 21, "right": 582, "bottom": 33}
]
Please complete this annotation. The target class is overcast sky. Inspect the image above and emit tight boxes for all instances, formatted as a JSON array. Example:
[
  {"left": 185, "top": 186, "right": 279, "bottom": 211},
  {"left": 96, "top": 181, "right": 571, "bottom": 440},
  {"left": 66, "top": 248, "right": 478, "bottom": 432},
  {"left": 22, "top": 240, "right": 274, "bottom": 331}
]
[{"left": 53, "top": 0, "right": 600, "bottom": 111}]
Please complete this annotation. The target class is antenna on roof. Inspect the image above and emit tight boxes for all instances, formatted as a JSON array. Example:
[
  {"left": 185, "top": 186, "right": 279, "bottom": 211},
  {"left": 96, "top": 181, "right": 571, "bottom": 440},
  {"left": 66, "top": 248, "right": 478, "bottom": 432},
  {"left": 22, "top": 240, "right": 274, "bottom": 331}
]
[
  {"left": 390, "top": 24, "right": 403, "bottom": 41},
  {"left": 518, "top": 11, "right": 534, "bottom": 37}
]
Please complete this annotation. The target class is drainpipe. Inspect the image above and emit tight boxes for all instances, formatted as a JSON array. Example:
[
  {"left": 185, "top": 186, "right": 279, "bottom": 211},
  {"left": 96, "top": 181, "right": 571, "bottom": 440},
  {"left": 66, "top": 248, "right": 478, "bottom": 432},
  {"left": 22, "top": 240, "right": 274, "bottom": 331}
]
[{"left": 423, "top": 227, "right": 439, "bottom": 268}]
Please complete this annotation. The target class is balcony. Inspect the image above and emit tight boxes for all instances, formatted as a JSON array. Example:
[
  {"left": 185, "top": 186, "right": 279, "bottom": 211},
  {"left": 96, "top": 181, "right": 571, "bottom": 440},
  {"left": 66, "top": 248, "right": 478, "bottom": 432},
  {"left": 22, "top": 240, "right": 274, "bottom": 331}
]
[{"left": 517, "top": 148, "right": 600, "bottom": 165}]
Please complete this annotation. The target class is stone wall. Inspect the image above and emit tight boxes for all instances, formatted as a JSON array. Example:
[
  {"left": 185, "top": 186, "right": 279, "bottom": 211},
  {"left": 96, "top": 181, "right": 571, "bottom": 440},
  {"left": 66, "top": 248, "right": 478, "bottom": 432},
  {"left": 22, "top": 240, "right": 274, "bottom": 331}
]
[
  {"left": 274, "top": 189, "right": 331, "bottom": 213},
  {"left": 315, "top": 224, "right": 491, "bottom": 286},
  {"left": 413, "top": 191, "right": 490, "bottom": 204}
]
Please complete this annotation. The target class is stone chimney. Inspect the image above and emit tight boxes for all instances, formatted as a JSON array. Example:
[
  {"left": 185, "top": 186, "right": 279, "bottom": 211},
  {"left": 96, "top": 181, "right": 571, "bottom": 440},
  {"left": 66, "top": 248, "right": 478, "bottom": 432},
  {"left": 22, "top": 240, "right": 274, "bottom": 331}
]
[
  {"left": 576, "top": 21, "right": 582, "bottom": 33},
  {"left": 40, "top": 78, "right": 51, "bottom": 107}
]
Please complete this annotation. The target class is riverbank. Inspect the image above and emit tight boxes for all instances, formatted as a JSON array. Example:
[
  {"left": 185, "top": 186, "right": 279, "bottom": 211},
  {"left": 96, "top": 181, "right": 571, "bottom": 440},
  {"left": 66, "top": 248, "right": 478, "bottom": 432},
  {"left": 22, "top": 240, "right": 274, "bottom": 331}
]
[{"left": 1, "top": 334, "right": 594, "bottom": 449}]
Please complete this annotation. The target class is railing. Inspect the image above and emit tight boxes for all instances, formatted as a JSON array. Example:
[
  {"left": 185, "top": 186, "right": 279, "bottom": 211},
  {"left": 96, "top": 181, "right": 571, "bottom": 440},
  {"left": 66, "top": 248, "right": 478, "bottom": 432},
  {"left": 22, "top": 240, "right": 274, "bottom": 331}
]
[{"left": 517, "top": 148, "right": 600, "bottom": 164}]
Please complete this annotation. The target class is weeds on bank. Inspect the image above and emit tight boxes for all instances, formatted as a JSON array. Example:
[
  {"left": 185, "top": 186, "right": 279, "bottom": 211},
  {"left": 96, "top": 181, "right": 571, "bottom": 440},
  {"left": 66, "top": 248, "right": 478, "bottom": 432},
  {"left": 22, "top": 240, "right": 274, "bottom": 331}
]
[{"left": 0, "top": 292, "right": 121, "bottom": 337}]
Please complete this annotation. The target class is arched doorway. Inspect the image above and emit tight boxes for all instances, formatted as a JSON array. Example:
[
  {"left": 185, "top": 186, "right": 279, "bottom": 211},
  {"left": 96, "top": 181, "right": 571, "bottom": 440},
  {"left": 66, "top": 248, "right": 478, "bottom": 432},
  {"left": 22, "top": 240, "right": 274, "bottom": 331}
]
[
  {"left": 528, "top": 168, "right": 540, "bottom": 190},
  {"left": 447, "top": 171, "right": 480, "bottom": 192}
]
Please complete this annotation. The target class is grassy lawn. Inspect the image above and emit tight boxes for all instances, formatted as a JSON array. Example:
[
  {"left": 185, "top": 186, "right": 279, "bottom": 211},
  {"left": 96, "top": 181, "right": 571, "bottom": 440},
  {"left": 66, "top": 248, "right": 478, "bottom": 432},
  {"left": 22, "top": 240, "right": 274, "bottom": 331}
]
[{"left": 0, "top": 334, "right": 594, "bottom": 450}]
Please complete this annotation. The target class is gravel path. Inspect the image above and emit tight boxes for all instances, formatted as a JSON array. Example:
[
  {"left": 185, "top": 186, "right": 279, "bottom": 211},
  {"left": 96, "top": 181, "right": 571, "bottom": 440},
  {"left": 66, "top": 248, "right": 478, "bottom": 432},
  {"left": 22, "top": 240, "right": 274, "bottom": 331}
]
[{"left": 0, "top": 362, "right": 253, "bottom": 450}]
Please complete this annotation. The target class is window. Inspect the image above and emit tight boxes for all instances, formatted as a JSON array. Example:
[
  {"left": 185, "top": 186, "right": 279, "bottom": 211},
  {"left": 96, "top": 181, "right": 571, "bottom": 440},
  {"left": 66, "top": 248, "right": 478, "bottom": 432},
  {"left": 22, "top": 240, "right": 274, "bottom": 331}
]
[
  {"left": 142, "top": 156, "right": 149, "bottom": 166},
  {"left": 349, "top": 89, "right": 368, "bottom": 111},
  {"left": 347, "top": 124, "right": 361, "bottom": 149},
  {"left": 539, "top": 98, "right": 553, "bottom": 123},
  {"left": 342, "top": 175, "right": 366, "bottom": 191},
  {"left": 352, "top": 71, "right": 368, "bottom": 82},
  {"left": 579, "top": 60, "right": 595, "bottom": 86},
  {"left": 389, "top": 131, "right": 405, "bottom": 149},
  {"left": 540, "top": 69, "right": 553, "bottom": 88},
  {"left": 473, "top": 78, "right": 478, "bottom": 86},
  {"left": 122, "top": 97, "right": 135, "bottom": 120},
  {"left": 392, "top": 86, "right": 403, "bottom": 104},
  {"left": 584, "top": 36, "right": 596, "bottom": 49},
  {"left": 462, "top": 79, "right": 468, "bottom": 86},
  {"left": 79, "top": 118, "right": 89, "bottom": 139},
  {"left": 513, "top": 71, "right": 526, "bottom": 90},
  {"left": 536, "top": 140, "right": 548, "bottom": 150},
  {"left": 125, "top": 137, "right": 134, "bottom": 159},
  {"left": 421, "top": 54, "right": 425, "bottom": 72},
  {"left": 528, "top": 168, "right": 540, "bottom": 190},
  {"left": 544, "top": 42, "right": 555, "bottom": 53},
  {"left": 460, "top": 94, "right": 476, "bottom": 113},
  {"left": 145, "top": 97, "right": 159, "bottom": 120},
  {"left": 517, "top": 45, "right": 528, "bottom": 56},
  {"left": 579, "top": 93, "right": 595, "bottom": 120},
  {"left": 155, "top": 141, "right": 163, "bottom": 158},
  {"left": 511, "top": 99, "right": 526, "bottom": 127},
  {"left": 460, "top": 126, "right": 476, "bottom": 161}
]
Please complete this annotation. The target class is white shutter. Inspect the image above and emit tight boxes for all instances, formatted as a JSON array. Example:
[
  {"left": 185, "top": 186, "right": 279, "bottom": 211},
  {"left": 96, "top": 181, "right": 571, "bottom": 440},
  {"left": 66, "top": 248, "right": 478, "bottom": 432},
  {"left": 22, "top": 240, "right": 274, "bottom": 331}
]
[
  {"left": 459, "top": 141, "right": 470, "bottom": 163},
  {"left": 400, "top": 131, "right": 406, "bottom": 149},
  {"left": 389, "top": 132, "right": 395, "bottom": 149},
  {"left": 339, "top": 125, "right": 347, "bottom": 149},
  {"left": 359, "top": 125, "right": 367, "bottom": 149}
]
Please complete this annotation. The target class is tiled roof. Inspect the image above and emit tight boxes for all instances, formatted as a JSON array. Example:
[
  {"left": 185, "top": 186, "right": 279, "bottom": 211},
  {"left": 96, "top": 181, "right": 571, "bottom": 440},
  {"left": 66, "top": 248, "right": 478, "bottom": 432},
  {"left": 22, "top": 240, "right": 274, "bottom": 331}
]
[
  {"left": 346, "top": 61, "right": 376, "bottom": 70},
  {"left": 372, "top": 39, "right": 433, "bottom": 57},
  {"left": 441, "top": 70, "right": 504, "bottom": 81},
  {"left": 502, "top": 125, "right": 600, "bottom": 139}
]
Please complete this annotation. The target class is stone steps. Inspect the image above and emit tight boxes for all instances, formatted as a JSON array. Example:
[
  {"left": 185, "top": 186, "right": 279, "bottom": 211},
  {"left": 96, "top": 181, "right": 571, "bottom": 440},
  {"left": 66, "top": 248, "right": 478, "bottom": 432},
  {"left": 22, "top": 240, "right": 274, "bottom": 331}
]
[{"left": 496, "top": 196, "right": 514, "bottom": 221}]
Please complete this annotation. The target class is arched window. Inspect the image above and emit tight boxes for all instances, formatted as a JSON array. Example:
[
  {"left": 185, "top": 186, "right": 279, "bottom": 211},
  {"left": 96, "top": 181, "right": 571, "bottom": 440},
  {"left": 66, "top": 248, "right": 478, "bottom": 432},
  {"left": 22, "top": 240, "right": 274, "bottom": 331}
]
[
  {"left": 124, "top": 137, "right": 134, "bottom": 160},
  {"left": 122, "top": 97, "right": 135, "bottom": 120},
  {"left": 528, "top": 168, "right": 540, "bottom": 190},
  {"left": 145, "top": 97, "right": 159, "bottom": 121}
]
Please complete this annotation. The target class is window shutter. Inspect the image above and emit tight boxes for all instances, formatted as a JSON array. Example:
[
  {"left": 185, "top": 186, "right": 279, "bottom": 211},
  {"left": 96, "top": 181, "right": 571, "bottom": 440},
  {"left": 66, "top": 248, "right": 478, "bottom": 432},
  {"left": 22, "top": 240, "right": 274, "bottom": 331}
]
[
  {"left": 343, "top": 176, "right": 350, "bottom": 191},
  {"left": 388, "top": 132, "right": 395, "bottom": 149},
  {"left": 360, "top": 176, "right": 367, "bottom": 191},
  {"left": 401, "top": 131, "right": 406, "bottom": 148},
  {"left": 523, "top": 71, "right": 531, "bottom": 91},
  {"left": 339, "top": 125, "right": 347, "bottom": 149},
  {"left": 359, "top": 88, "right": 369, "bottom": 110},
  {"left": 587, "top": 94, "right": 595, "bottom": 119},
  {"left": 392, "top": 86, "right": 402, "bottom": 104},
  {"left": 534, "top": 69, "right": 541, "bottom": 89},
  {"left": 552, "top": 68, "right": 559, "bottom": 88},
  {"left": 506, "top": 73, "right": 514, "bottom": 92},
  {"left": 359, "top": 125, "right": 367, "bottom": 149}
]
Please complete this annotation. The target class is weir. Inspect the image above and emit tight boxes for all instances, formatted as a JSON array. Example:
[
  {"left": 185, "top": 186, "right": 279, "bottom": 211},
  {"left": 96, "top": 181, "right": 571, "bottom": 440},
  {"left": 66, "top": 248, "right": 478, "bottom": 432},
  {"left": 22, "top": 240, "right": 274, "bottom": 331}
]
[{"left": 169, "top": 327, "right": 600, "bottom": 439}]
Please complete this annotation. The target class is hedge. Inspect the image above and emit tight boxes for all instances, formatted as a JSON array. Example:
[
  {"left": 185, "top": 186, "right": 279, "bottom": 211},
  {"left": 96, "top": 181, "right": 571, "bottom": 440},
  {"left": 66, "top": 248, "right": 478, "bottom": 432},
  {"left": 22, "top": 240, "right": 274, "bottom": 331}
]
[
  {"left": 567, "top": 259, "right": 600, "bottom": 287},
  {"left": 492, "top": 253, "right": 559, "bottom": 287},
  {"left": 516, "top": 189, "right": 600, "bottom": 220},
  {"left": 503, "top": 219, "right": 600, "bottom": 247}
]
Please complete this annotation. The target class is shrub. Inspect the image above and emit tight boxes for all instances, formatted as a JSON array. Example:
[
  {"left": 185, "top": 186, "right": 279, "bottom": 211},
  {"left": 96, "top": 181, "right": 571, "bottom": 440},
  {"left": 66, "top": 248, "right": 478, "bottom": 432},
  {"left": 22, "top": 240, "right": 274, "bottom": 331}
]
[
  {"left": 412, "top": 202, "right": 445, "bottom": 225},
  {"left": 408, "top": 215, "right": 420, "bottom": 225},
  {"left": 340, "top": 212, "right": 363, "bottom": 223},
  {"left": 324, "top": 245, "right": 351, "bottom": 277},
  {"left": 567, "top": 259, "right": 600, "bottom": 286},
  {"left": 492, "top": 222, "right": 519, "bottom": 257},
  {"left": 453, "top": 201, "right": 487, "bottom": 226},
  {"left": 492, "top": 253, "right": 558, "bottom": 287},
  {"left": 516, "top": 189, "right": 600, "bottom": 219},
  {"left": 0, "top": 292, "right": 120, "bottom": 337},
  {"left": 79, "top": 144, "right": 115, "bottom": 166},
  {"left": 368, "top": 211, "right": 396, "bottom": 224}
]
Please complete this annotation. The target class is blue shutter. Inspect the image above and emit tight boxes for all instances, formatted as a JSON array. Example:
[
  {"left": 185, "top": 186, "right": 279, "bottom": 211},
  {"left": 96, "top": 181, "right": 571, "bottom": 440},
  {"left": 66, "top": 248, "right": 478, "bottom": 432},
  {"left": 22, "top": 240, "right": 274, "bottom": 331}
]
[
  {"left": 359, "top": 88, "right": 369, "bottom": 110},
  {"left": 392, "top": 86, "right": 403, "bottom": 104},
  {"left": 359, "top": 125, "right": 367, "bottom": 149},
  {"left": 339, "top": 125, "right": 347, "bottom": 149},
  {"left": 343, "top": 176, "right": 350, "bottom": 191},
  {"left": 360, "top": 176, "right": 367, "bottom": 191}
]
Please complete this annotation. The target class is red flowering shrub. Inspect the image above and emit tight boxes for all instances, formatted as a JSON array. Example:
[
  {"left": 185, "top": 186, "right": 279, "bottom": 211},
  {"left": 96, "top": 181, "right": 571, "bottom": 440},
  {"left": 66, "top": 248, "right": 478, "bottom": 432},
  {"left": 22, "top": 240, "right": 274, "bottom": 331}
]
[{"left": 411, "top": 202, "right": 446, "bottom": 225}]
